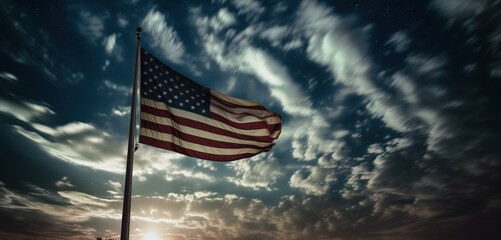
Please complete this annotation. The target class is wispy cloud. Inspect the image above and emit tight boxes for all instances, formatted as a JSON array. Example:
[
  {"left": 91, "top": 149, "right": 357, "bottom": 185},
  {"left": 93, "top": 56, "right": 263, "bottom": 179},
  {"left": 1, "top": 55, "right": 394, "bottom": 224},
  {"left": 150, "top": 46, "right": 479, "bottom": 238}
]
[
  {"left": 386, "top": 31, "right": 411, "bottom": 52},
  {"left": 117, "top": 15, "right": 129, "bottom": 28},
  {"left": 55, "top": 176, "right": 75, "bottom": 188},
  {"left": 0, "top": 98, "right": 55, "bottom": 122},
  {"left": 78, "top": 10, "right": 108, "bottom": 43},
  {"left": 13, "top": 122, "right": 126, "bottom": 173},
  {"left": 232, "top": 0, "right": 265, "bottom": 16},
  {"left": 0, "top": 72, "right": 18, "bottom": 82},
  {"left": 103, "top": 79, "right": 131, "bottom": 95},
  {"left": 142, "top": 9, "right": 186, "bottom": 63},
  {"left": 111, "top": 106, "right": 130, "bottom": 117},
  {"left": 430, "top": 0, "right": 488, "bottom": 20}
]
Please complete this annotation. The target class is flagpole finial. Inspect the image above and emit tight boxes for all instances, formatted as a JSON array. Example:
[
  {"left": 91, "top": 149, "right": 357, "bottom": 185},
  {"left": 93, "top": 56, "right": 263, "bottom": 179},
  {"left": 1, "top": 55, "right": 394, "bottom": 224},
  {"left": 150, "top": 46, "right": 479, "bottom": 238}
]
[{"left": 136, "top": 27, "right": 142, "bottom": 40}]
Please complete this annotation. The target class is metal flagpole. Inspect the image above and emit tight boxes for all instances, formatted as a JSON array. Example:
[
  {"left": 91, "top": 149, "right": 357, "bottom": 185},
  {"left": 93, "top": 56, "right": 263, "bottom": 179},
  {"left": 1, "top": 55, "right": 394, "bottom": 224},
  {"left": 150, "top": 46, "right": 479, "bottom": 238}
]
[{"left": 120, "top": 26, "right": 141, "bottom": 240}]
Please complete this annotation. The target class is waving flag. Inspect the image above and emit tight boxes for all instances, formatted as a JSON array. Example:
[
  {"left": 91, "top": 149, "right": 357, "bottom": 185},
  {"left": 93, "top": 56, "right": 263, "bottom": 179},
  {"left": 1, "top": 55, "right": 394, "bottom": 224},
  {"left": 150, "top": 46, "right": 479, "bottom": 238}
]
[{"left": 139, "top": 48, "right": 281, "bottom": 161}]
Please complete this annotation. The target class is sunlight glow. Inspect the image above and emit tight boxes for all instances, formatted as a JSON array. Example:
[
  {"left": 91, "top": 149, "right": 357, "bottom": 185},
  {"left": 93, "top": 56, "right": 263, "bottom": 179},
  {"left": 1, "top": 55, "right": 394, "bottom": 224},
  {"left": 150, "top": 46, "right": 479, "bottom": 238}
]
[{"left": 144, "top": 232, "right": 159, "bottom": 240}]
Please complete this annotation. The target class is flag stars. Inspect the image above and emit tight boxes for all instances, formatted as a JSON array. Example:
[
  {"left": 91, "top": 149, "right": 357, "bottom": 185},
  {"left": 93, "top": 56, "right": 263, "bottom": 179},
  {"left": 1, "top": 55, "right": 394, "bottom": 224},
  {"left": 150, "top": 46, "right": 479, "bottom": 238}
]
[{"left": 140, "top": 50, "right": 212, "bottom": 116}]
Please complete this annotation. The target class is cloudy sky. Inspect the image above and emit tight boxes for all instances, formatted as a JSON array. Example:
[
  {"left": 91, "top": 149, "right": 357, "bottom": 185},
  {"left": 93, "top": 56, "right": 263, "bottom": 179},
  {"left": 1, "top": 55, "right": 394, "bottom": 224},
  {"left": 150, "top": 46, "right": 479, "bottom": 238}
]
[{"left": 1, "top": 0, "right": 501, "bottom": 239}]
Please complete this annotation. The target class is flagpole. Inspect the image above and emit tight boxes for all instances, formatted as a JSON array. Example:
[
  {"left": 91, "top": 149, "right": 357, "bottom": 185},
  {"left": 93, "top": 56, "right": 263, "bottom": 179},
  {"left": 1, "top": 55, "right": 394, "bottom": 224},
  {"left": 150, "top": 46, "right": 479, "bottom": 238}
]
[{"left": 120, "top": 26, "right": 141, "bottom": 240}]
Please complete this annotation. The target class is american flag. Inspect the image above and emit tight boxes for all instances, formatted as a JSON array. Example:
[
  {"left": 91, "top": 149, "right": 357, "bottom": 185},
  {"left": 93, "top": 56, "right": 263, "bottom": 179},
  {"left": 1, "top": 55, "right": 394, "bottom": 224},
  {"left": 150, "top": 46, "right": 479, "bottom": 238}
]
[{"left": 139, "top": 48, "right": 282, "bottom": 161}]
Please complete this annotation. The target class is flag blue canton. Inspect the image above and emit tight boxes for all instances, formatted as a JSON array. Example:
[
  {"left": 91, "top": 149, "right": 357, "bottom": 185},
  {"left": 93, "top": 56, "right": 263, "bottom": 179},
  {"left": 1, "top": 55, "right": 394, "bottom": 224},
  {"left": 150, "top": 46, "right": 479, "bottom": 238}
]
[{"left": 141, "top": 49, "right": 211, "bottom": 117}]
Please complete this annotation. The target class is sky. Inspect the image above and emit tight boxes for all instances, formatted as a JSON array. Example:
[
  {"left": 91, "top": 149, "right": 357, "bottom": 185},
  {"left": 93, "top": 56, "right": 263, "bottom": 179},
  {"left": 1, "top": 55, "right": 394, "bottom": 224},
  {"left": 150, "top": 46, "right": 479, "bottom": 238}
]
[{"left": 1, "top": 0, "right": 501, "bottom": 239}]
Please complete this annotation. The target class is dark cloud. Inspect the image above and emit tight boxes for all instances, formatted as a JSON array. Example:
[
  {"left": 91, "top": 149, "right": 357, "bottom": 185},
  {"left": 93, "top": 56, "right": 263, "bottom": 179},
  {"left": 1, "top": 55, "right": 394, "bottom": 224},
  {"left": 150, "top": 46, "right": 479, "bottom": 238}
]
[{"left": 1, "top": 0, "right": 501, "bottom": 239}]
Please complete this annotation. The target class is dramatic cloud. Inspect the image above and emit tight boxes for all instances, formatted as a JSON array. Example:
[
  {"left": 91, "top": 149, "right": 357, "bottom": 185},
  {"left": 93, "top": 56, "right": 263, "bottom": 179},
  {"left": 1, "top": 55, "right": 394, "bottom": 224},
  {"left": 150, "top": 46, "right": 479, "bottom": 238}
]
[
  {"left": 0, "top": 98, "right": 55, "bottom": 122},
  {"left": 289, "top": 166, "right": 335, "bottom": 195},
  {"left": 2, "top": 1, "right": 501, "bottom": 239},
  {"left": 0, "top": 183, "right": 121, "bottom": 239},
  {"left": 13, "top": 122, "right": 126, "bottom": 173},
  {"left": 227, "top": 154, "right": 282, "bottom": 190},
  {"left": 241, "top": 47, "right": 314, "bottom": 116}
]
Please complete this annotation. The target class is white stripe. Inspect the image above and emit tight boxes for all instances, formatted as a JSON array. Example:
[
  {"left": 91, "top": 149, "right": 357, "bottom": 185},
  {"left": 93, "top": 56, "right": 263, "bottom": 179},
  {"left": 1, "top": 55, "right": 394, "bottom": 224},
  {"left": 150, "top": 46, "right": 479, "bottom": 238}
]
[
  {"left": 141, "top": 98, "right": 273, "bottom": 137},
  {"left": 141, "top": 112, "right": 272, "bottom": 147},
  {"left": 140, "top": 128, "right": 264, "bottom": 155},
  {"left": 210, "top": 99, "right": 281, "bottom": 125},
  {"left": 210, "top": 90, "right": 261, "bottom": 107},
  {"left": 210, "top": 103, "right": 280, "bottom": 125}
]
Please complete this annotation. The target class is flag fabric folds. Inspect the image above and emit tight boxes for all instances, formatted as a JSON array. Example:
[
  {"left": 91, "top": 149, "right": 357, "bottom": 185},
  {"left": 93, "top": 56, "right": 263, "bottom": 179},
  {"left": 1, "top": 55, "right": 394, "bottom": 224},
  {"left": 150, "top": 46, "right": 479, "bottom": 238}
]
[{"left": 139, "top": 48, "right": 281, "bottom": 161}]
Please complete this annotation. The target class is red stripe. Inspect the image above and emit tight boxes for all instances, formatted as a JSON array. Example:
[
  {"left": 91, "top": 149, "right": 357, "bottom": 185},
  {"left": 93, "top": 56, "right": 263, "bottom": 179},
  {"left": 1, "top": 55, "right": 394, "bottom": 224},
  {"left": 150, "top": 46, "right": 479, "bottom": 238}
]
[
  {"left": 210, "top": 111, "right": 279, "bottom": 132},
  {"left": 211, "top": 92, "right": 268, "bottom": 111},
  {"left": 142, "top": 104, "right": 271, "bottom": 130},
  {"left": 269, "top": 121, "right": 282, "bottom": 137},
  {"left": 141, "top": 104, "right": 276, "bottom": 142},
  {"left": 139, "top": 136, "right": 269, "bottom": 161},
  {"left": 141, "top": 120, "right": 273, "bottom": 150}
]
